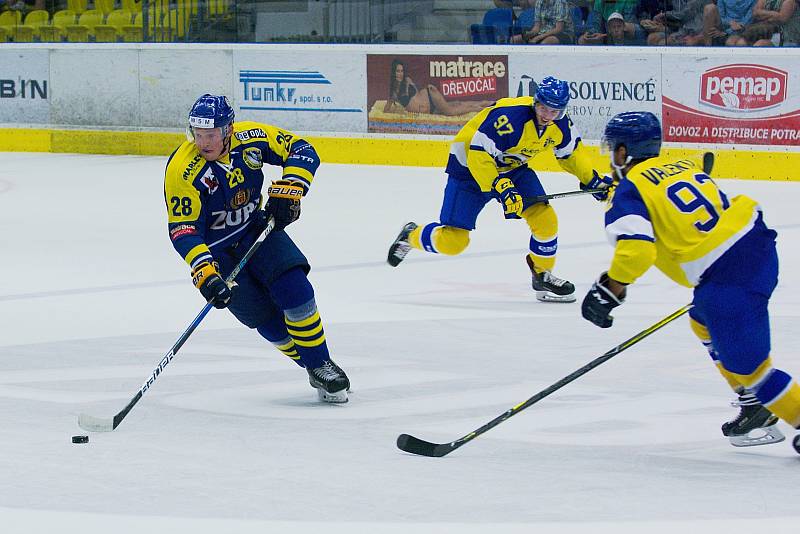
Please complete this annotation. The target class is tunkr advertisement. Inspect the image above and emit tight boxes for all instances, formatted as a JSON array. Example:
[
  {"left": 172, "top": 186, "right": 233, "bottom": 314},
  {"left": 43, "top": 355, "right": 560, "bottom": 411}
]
[
  {"left": 509, "top": 52, "right": 660, "bottom": 141},
  {"left": 232, "top": 50, "right": 365, "bottom": 133},
  {"left": 662, "top": 57, "right": 800, "bottom": 146},
  {"left": 367, "top": 54, "right": 508, "bottom": 135}
]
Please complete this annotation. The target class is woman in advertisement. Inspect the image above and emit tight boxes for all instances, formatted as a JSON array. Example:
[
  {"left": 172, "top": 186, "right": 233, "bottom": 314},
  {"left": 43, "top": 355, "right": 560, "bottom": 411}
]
[{"left": 383, "top": 59, "right": 494, "bottom": 116}]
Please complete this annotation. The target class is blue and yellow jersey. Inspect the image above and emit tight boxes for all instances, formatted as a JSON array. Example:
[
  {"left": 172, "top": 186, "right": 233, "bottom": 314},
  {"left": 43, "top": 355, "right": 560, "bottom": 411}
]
[
  {"left": 163, "top": 120, "right": 320, "bottom": 268},
  {"left": 605, "top": 156, "right": 761, "bottom": 287},
  {"left": 444, "top": 96, "right": 596, "bottom": 191}
]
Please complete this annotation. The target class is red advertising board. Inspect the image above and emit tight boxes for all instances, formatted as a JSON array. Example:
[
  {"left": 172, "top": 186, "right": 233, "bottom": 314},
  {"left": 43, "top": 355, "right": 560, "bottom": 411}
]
[
  {"left": 663, "top": 59, "right": 800, "bottom": 146},
  {"left": 366, "top": 54, "right": 508, "bottom": 135}
]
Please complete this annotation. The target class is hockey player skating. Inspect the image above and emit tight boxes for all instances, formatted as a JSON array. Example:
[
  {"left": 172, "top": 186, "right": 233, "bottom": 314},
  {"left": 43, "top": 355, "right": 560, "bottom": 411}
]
[
  {"left": 163, "top": 94, "right": 350, "bottom": 403},
  {"left": 387, "top": 76, "right": 612, "bottom": 302},
  {"left": 582, "top": 111, "right": 800, "bottom": 452}
]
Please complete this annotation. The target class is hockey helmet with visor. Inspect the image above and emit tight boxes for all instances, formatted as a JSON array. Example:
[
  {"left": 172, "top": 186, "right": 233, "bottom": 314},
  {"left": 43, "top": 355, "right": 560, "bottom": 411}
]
[
  {"left": 601, "top": 111, "right": 662, "bottom": 180},
  {"left": 187, "top": 94, "right": 235, "bottom": 142},
  {"left": 534, "top": 76, "right": 570, "bottom": 121}
]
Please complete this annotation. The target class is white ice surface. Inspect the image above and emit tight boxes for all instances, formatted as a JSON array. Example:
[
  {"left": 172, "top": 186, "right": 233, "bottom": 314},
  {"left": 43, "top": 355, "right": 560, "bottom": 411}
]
[{"left": 0, "top": 152, "right": 798, "bottom": 534}]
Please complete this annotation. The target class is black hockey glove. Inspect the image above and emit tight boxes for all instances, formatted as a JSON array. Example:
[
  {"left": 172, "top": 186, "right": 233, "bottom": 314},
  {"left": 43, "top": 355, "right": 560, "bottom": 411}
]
[
  {"left": 266, "top": 180, "right": 304, "bottom": 231},
  {"left": 249, "top": 207, "right": 273, "bottom": 234},
  {"left": 191, "top": 260, "right": 233, "bottom": 309},
  {"left": 582, "top": 272, "right": 626, "bottom": 328},
  {"left": 581, "top": 171, "right": 614, "bottom": 201},
  {"left": 492, "top": 176, "right": 523, "bottom": 219}
]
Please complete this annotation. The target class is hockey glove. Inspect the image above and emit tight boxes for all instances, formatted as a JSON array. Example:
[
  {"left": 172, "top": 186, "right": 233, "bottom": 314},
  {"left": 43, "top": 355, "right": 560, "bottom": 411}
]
[
  {"left": 581, "top": 272, "right": 626, "bottom": 328},
  {"left": 492, "top": 176, "right": 523, "bottom": 219},
  {"left": 581, "top": 171, "right": 614, "bottom": 201},
  {"left": 266, "top": 179, "right": 304, "bottom": 231},
  {"left": 192, "top": 260, "right": 233, "bottom": 309}
]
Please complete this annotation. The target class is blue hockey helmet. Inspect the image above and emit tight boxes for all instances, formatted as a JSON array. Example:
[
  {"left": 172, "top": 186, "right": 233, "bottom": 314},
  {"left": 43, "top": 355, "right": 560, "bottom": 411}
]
[
  {"left": 602, "top": 111, "right": 662, "bottom": 161},
  {"left": 187, "top": 94, "right": 235, "bottom": 139},
  {"left": 534, "top": 76, "right": 570, "bottom": 118}
]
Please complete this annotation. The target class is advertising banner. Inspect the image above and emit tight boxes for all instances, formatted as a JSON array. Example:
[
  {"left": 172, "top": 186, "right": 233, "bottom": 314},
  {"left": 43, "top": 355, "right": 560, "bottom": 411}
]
[
  {"left": 509, "top": 52, "right": 660, "bottom": 141},
  {"left": 367, "top": 54, "right": 508, "bottom": 135},
  {"left": 232, "top": 50, "right": 365, "bottom": 133},
  {"left": 662, "top": 58, "right": 800, "bottom": 146},
  {"left": 0, "top": 49, "right": 49, "bottom": 124}
]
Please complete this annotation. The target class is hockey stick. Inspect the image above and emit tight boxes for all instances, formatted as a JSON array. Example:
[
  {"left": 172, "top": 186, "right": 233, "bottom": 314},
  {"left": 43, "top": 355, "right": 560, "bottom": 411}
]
[
  {"left": 529, "top": 154, "right": 713, "bottom": 204},
  {"left": 528, "top": 188, "right": 604, "bottom": 203},
  {"left": 702, "top": 151, "right": 715, "bottom": 175},
  {"left": 397, "top": 303, "right": 693, "bottom": 457},
  {"left": 78, "top": 218, "right": 276, "bottom": 432}
]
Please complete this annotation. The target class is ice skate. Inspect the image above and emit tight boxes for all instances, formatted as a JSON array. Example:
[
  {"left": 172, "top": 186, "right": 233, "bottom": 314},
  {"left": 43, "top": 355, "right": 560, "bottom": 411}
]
[
  {"left": 722, "top": 392, "right": 784, "bottom": 447},
  {"left": 527, "top": 256, "right": 575, "bottom": 303},
  {"left": 307, "top": 359, "right": 350, "bottom": 403},
  {"left": 387, "top": 222, "right": 418, "bottom": 267}
]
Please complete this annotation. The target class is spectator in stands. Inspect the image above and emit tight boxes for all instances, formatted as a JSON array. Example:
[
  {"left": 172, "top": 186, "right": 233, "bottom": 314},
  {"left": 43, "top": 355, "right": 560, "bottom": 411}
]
[
  {"left": 1, "top": 0, "right": 45, "bottom": 13},
  {"left": 599, "top": 11, "right": 641, "bottom": 43},
  {"left": 383, "top": 59, "right": 494, "bottom": 117},
  {"left": 578, "top": 0, "right": 641, "bottom": 44},
  {"left": 512, "top": 0, "right": 575, "bottom": 43},
  {"left": 742, "top": 0, "right": 800, "bottom": 45},
  {"left": 493, "top": 0, "right": 531, "bottom": 7},
  {"left": 637, "top": 0, "right": 674, "bottom": 41},
  {"left": 702, "top": 0, "right": 757, "bottom": 45},
  {"left": 647, "top": 0, "right": 713, "bottom": 45}
]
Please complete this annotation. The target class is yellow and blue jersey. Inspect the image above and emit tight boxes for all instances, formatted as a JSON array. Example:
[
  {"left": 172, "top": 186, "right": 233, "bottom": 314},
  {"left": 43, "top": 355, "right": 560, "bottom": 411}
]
[
  {"left": 444, "top": 96, "right": 596, "bottom": 190},
  {"left": 163, "top": 120, "right": 320, "bottom": 269},
  {"left": 605, "top": 156, "right": 762, "bottom": 287}
]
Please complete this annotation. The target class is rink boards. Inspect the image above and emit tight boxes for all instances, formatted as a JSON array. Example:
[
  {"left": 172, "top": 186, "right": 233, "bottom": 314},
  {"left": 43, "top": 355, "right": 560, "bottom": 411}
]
[{"left": 0, "top": 44, "right": 798, "bottom": 180}]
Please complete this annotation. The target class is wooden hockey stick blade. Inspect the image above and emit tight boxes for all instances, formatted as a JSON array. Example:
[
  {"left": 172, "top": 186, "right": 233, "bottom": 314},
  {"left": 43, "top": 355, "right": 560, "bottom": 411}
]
[
  {"left": 702, "top": 152, "right": 715, "bottom": 175},
  {"left": 397, "top": 434, "right": 455, "bottom": 457},
  {"left": 78, "top": 413, "right": 115, "bottom": 432}
]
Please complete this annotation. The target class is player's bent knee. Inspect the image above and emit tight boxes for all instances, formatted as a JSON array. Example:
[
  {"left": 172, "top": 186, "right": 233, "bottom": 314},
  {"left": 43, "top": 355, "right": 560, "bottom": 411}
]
[
  {"left": 435, "top": 226, "right": 470, "bottom": 255},
  {"left": 522, "top": 203, "right": 558, "bottom": 237}
]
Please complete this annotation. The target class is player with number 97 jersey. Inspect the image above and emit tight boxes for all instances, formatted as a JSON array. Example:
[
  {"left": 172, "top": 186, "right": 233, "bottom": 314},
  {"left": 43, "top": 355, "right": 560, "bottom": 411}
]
[
  {"left": 582, "top": 111, "right": 800, "bottom": 453},
  {"left": 604, "top": 155, "right": 759, "bottom": 288},
  {"left": 386, "top": 76, "right": 610, "bottom": 303}
]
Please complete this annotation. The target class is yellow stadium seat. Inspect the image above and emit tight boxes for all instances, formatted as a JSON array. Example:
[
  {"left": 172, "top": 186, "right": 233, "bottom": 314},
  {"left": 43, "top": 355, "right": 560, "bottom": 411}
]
[
  {"left": 144, "top": 0, "right": 173, "bottom": 42},
  {"left": 94, "top": 9, "right": 133, "bottom": 42},
  {"left": 164, "top": 8, "right": 186, "bottom": 39},
  {"left": 16, "top": 9, "right": 49, "bottom": 42},
  {"left": 67, "top": 0, "right": 88, "bottom": 14},
  {"left": 12, "top": 25, "right": 34, "bottom": 42},
  {"left": 0, "top": 9, "right": 22, "bottom": 34},
  {"left": 66, "top": 9, "right": 105, "bottom": 42},
  {"left": 121, "top": 12, "right": 143, "bottom": 42},
  {"left": 121, "top": 0, "right": 143, "bottom": 13},
  {"left": 179, "top": 0, "right": 198, "bottom": 17},
  {"left": 38, "top": 10, "right": 76, "bottom": 42},
  {"left": 95, "top": 0, "right": 115, "bottom": 15},
  {"left": 0, "top": 26, "right": 9, "bottom": 43}
]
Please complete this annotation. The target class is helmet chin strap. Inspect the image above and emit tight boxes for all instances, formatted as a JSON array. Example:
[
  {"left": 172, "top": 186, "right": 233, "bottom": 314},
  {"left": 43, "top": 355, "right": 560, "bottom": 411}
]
[{"left": 610, "top": 153, "right": 631, "bottom": 182}]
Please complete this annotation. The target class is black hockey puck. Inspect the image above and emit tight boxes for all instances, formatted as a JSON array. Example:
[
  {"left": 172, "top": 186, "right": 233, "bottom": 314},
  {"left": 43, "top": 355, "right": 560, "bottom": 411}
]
[{"left": 72, "top": 435, "right": 89, "bottom": 444}]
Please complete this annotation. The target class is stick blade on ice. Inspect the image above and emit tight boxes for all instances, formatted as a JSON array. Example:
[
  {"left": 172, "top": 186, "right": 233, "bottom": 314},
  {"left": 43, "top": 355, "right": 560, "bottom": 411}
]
[
  {"left": 396, "top": 434, "right": 453, "bottom": 457},
  {"left": 78, "top": 413, "right": 115, "bottom": 432}
]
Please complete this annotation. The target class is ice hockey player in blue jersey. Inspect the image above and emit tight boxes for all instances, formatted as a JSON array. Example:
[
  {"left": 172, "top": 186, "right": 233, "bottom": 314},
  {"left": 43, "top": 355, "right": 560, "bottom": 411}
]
[
  {"left": 582, "top": 111, "right": 800, "bottom": 452},
  {"left": 387, "top": 76, "right": 612, "bottom": 303},
  {"left": 163, "top": 94, "right": 350, "bottom": 403}
]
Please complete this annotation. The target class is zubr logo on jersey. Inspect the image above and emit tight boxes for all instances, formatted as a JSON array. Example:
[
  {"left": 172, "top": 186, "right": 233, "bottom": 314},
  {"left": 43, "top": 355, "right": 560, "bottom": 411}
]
[{"left": 700, "top": 64, "right": 787, "bottom": 112}]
